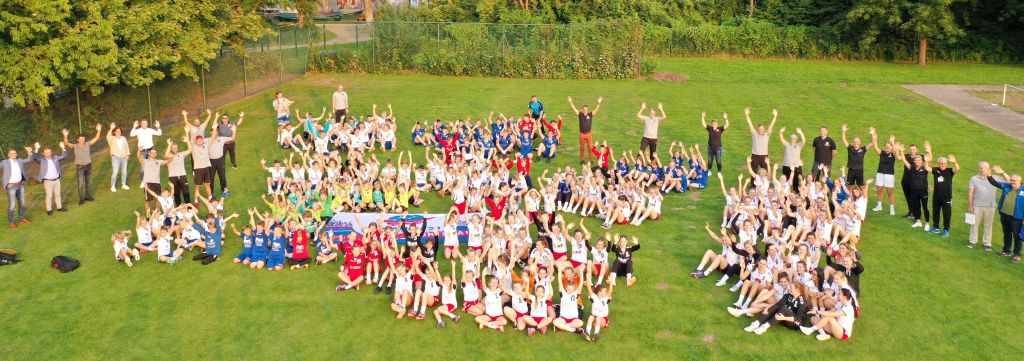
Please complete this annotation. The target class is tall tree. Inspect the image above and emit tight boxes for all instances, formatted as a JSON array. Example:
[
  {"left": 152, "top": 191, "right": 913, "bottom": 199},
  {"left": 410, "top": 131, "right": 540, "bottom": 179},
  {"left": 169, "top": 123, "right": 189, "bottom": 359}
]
[
  {"left": 0, "top": 0, "right": 272, "bottom": 108},
  {"left": 902, "top": 0, "right": 965, "bottom": 65},
  {"left": 846, "top": 0, "right": 964, "bottom": 65}
]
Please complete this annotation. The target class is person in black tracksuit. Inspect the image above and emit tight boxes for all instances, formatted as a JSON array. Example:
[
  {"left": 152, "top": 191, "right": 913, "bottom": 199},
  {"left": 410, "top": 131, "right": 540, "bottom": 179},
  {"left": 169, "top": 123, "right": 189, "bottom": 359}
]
[
  {"left": 745, "top": 283, "right": 808, "bottom": 334},
  {"left": 840, "top": 124, "right": 868, "bottom": 186},
  {"left": 899, "top": 144, "right": 922, "bottom": 218},
  {"left": 926, "top": 154, "right": 960, "bottom": 236},
  {"left": 900, "top": 145, "right": 930, "bottom": 229}
]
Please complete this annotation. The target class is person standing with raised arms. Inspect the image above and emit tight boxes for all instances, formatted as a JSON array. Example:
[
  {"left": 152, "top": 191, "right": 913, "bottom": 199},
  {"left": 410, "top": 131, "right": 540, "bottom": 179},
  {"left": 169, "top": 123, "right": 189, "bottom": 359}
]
[
  {"left": 568, "top": 96, "right": 603, "bottom": 165},
  {"left": 744, "top": 107, "right": 777, "bottom": 172}
]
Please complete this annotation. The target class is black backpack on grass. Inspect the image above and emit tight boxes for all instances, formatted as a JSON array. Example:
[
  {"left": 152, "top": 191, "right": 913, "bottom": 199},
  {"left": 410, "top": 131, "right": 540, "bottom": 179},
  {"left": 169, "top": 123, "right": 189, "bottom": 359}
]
[
  {"left": 51, "top": 255, "right": 80, "bottom": 273},
  {"left": 0, "top": 249, "right": 19, "bottom": 265}
]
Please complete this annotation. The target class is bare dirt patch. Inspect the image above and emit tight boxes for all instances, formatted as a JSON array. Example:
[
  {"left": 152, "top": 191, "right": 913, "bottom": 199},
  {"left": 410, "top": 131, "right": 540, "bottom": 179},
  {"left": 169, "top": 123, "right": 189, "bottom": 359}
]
[
  {"left": 655, "top": 282, "right": 670, "bottom": 291},
  {"left": 651, "top": 71, "right": 689, "bottom": 82},
  {"left": 701, "top": 334, "right": 717, "bottom": 343},
  {"left": 657, "top": 330, "right": 675, "bottom": 340}
]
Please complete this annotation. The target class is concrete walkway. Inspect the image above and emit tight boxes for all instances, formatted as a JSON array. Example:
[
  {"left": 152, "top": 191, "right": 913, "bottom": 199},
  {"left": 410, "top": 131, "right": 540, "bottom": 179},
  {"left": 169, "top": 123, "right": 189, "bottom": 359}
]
[{"left": 903, "top": 84, "right": 1024, "bottom": 141}]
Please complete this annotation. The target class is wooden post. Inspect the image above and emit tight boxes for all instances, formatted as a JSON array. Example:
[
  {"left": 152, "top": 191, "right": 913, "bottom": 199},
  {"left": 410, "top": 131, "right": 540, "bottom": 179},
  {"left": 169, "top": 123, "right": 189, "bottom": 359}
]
[{"left": 918, "top": 37, "right": 928, "bottom": 66}]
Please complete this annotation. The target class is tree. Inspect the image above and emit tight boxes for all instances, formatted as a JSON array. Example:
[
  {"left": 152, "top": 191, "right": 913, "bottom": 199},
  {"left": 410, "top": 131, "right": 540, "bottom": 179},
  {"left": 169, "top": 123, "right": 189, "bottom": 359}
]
[
  {"left": 0, "top": 0, "right": 272, "bottom": 108},
  {"left": 846, "top": 0, "right": 965, "bottom": 66},
  {"left": 902, "top": 0, "right": 965, "bottom": 65}
]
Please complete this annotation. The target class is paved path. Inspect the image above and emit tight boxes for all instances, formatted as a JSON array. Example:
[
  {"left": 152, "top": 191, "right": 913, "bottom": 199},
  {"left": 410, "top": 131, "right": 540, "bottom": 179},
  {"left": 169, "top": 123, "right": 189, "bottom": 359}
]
[{"left": 903, "top": 84, "right": 1024, "bottom": 141}]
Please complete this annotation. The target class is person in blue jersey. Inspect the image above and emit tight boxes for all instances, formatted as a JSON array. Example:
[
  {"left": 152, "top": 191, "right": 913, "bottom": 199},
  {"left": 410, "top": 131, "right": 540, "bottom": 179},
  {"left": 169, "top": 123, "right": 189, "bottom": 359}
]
[
  {"left": 497, "top": 128, "right": 514, "bottom": 155},
  {"left": 315, "top": 231, "right": 338, "bottom": 265},
  {"left": 230, "top": 219, "right": 255, "bottom": 266},
  {"left": 688, "top": 146, "right": 710, "bottom": 189},
  {"left": 516, "top": 130, "right": 533, "bottom": 158},
  {"left": 538, "top": 130, "right": 558, "bottom": 161},
  {"left": 266, "top": 222, "right": 289, "bottom": 271},
  {"left": 527, "top": 95, "right": 544, "bottom": 120},
  {"left": 411, "top": 122, "right": 429, "bottom": 146},
  {"left": 249, "top": 217, "right": 270, "bottom": 270},
  {"left": 190, "top": 211, "right": 236, "bottom": 265},
  {"left": 662, "top": 164, "right": 689, "bottom": 193}
]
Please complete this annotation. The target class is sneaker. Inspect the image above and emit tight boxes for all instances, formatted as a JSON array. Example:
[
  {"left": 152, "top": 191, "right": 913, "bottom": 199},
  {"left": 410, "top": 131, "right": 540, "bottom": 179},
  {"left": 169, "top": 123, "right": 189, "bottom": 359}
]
[
  {"left": 727, "top": 307, "right": 745, "bottom": 318},
  {"left": 19, "top": 219, "right": 30, "bottom": 224},
  {"left": 375, "top": 286, "right": 382, "bottom": 294},
  {"left": 690, "top": 269, "right": 703, "bottom": 277},
  {"left": 753, "top": 324, "right": 769, "bottom": 335},
  {"left": 122, "top": 184, "right": 130, "bottom": 190},
  {"left": 696, "top": 271, "right": 709, "bottom": 279},
  {"left": 591, "top": 333, "right": 600, "bottom": 342},
  {"left": 984, "top": 246, "right": 993, "bottom": 251},
  {"left": 222, "top": 191, "right": 230, "bottom": 198},
  {"left": 139, "top": 182, "right": 145, "bottom": 188},
  {"left": 800, "top": 326, "right": 815, "bottom": 335},
  {"left": 540, "top": 326, "right": 547, "bottom": 335},
  {"left": 728, "top": 284, "right": 741, "bottom": 292},
  {"left": 111, "top": 186, "right": 117, "bottom": 193},
  {"left": 871, "top": 205, "right": 882, "bottom": 212},
  {"left": 580, "top": 331, "right": 590, "bottom": 341},
  {"left": 941, "top": 230, "right": 949, "bottom": 238},
  {"left": 1013, "top": 256, "right": 1021, "bottom": 263},
  {"left": 998, "top": 251, "right": 1011, "bottom": 257},
  {"left": 967, "top": 243, "right": 975, "bottom": 249},
  {"left": 416, "top": 312, "right": 426, "bottom": 320},
  {"left": 911, "top": 221, "right": 922, "bottom": 228},
  {"left": 527, "top": 328, "right": 536, "bottom": 337},
  {"left": 436, "top": 321, "right": 447, "bottom": 329},
  {"left": 816, "top": 334, "right": 832, "bottom": 341},
  {"left": 928, "top": 228, "right": 940, "bottom": 235},
  {"left": 714, "top": 278, "right": 727, "bottom": 287},
  {"left": 386, "top": 286, "right": 393, "bottom": 294},
  {"left": 335, "top": 285, "right": 347, "bottom": 292},
  {"left": 923, "top": 224, "right": 931, "bottom": 232},
  {"left": 408, "top": 310, "right": 417, "bottom": 318},
  {"left": 889, "top": 208, "right": 896, "bottom": 216},
  {"left": 452, "top": 315, "right": 461, "bottom": 323},
  {"left": 743, "top": 321, "right": 760, "bottom": 333},
  {"left": 168, "top": 257, "right": 178, "bottom": 265},
  {"left": 125, "top": 258, "right": 133, "bottom": 267}
]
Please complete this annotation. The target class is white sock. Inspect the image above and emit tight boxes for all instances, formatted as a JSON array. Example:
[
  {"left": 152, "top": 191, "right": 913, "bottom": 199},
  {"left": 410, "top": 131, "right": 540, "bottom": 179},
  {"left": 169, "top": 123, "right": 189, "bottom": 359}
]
[
  {"left": 388, "top": 278, "right": 394, "bottom": 287},
  {"left": 586, "top": 324, "right": 592, "bottom": 334},
  {"left": 876, "top": 201, "right": 882, "bottom": 207},
  {"left": 593, "top": 323, "right": 601, "bottom": 334},
  {"left": 736, "top": 294, "right": 745, "bottom": 304},
  {"left": 596, "top": 275, "right": 604, "bottom": 284},
  {"left": 732, "top": 280, "right": 742, "bottom": 288},
  {"left": 817, "top": 328, "right": 827, "bottom": 336},
  {"left": 741, "top": 297, "right": 753, "bottom": 309},
  {"left": 718, "top": 275, "right": 729, "bottom": 283}
]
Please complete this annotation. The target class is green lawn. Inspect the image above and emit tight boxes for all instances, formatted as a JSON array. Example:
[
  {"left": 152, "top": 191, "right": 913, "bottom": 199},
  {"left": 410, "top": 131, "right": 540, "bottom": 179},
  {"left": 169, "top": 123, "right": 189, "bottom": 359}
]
[{"left": 3, "top": 58, "right": 1024, "bottom": 360}]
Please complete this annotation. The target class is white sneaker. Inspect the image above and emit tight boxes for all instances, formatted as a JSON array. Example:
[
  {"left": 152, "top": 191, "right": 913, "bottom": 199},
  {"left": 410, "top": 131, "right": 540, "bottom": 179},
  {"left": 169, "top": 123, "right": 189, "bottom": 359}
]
[
  {"left": 816, "top": 334, "right": 832, "bottom": 341},
  {"left": 728, "top": 284, "right": 741, "bottom": 292},
  {"left": 714, "top": 278, "right": 728, "bottom": 287},
  {"left": 743, "top": 321, "right": 760, "bottom": 332},
  {"left": 923, "top": 224, "right": 931, "bottom": 232},
  {"left": 889, "top": 207, "right": 896, "bottom": 216},
  {"left": 122, "top": 184, "right": 130, "bottom": 190},
  {"left": 727, "top": 307, "right": 745, "bottom": 318},
  {"left": 871, "top": 205, "right": 882, "bottom": 212},
  {"left": 911, "top": 221, "right": 922, "bottom": 228},
  {"left": 753, "top": 324, "right": 769, "bottom": 335},
  {"left": 139, "top": 182, "right": 144, "bottom": 188},
  {"left": 111, "top": 186, "right": 117, "bottom": 193},
  {"left": 800, "top": 326, "right": 815, "bottom": 335}
]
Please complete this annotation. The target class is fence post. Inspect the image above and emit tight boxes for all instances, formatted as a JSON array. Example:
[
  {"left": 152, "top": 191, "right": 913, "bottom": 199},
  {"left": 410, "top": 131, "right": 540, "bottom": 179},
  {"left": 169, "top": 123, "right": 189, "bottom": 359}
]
[
  {"left": 200, "top": 67, "right": 208, "bottom": 110},
  {"left": 293, "top": 26, "right": 298, "bottom": 56},
  {"left": 146, "top": 83, "right": 153, "bottom": 121},
  {"left": 323, "top": 23, "right": 327, "bottom": 48},
  {"left": 436, "top": 23, "right": 440, "bottom": 53},
  {"left": 242, "top": 55, "right": 248, "bottom": 96},
  {"left": 75, "top": 85, "right": 82, "bottom": 134},
  {"left": 279, "top": 30, "right": 284, "bottom": 84},
  {"left": 1003, "top": 84, "right": 1008, "bottom": 106}
]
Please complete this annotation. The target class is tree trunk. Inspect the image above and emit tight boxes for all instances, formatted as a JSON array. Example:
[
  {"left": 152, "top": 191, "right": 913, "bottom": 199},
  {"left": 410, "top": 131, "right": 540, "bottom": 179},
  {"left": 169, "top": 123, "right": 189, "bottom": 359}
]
[
  {"left": 918, "top": 37, "right": 927, "bottom": 66},
  {"left": 749, "top": 0, "right": 755, "bottom": 17},
  {"left": 364, "top": 0, "right": 374, "bottom": 23}
]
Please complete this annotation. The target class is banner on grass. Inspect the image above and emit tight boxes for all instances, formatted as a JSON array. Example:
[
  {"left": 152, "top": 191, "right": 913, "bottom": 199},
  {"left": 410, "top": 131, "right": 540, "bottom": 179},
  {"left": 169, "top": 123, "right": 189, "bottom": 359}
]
[{"left": 323, "top": 212, "right": 482, "bottom": 244}]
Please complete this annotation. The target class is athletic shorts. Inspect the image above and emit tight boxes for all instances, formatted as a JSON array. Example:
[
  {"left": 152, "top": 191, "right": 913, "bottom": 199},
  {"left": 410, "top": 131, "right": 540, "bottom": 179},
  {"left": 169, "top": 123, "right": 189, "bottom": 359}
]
[
  {"left": 532, "top": 316, "right": 546, "bottom": 324},
  {"left": 558, "top": 316, "right": 579, "bottom": 324},
  {"left": 875, "top": 173, "right": 895, "bottom": 188},
  {"left": 485, "top": 314, "right": 502, "bottom": 322},
  {"left": 841, "top": 329, "right": 850, "bottom": 341},
  {"left": 570, "top": 259, "right": 583, "bottom": 268},
  {"left": 454, "top": 202, "right": 467, "bottom": 214},
  {"left": 598, "top": 316, "right": 610, "bottom": 328},
  {"left": 145, "top": 183, "right": 161, "bottom": 201},
  {"left": 384, "top": 141, "right": 394, "bottom": 150},
  {"left": 235, "top": 252, "right": 251, "bottom": 262},
  {"left": 514, "top": 311, "right": 528, "bottom": 320},
  {"left": 463, "top": 300, "right": 479, "bottom": 313},
  {"left": 552, "top": 251, "right": 567, "bottom": 260},
  {"left": 346, "top": 269, "right": 363, "bottom": 280},
  {"left": 444, "top": 304, "right": 456, "bottom": 313},
  {"left": 468, "top": 246, "right": 483, "bottom": 253},
  {"left": 593, "top": 263, "right": 604, "bottom": 275},
  {"left": 194, "top": 167, "right": 212, "bottom": 185},
  {"left": 267, "top": 257, "right": 284, "bottom": 268}
]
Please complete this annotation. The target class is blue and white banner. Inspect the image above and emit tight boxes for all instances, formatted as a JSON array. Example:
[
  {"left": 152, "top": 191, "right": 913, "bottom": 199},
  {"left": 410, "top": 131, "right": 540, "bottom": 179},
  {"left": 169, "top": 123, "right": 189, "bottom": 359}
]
[{"left": 324, "top": 212, "right": 482, "bottom": 244}]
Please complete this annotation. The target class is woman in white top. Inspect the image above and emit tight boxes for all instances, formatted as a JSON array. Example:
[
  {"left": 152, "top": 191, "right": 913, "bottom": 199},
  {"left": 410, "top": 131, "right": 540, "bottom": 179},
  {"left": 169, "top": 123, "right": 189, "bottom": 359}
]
[
  {"left": 106, "top": 124, "right": 132, "bottom": 191},
  {"left": 389, "top": 262, "right": 415, "bottom": 319},
  {"left": 113, "top": 230, "right": 140, "bottom": 267},
  {"left": 474, "top": 277, "right": 509, "bottom": 331},
  {"left": 551, "top": 265, "right": 585, "bottom": 334},
  {"left": 630, "top": 187, "right": 663, "bottom": 226},
  {"left": 801, "top": 288, "right": 858, "bottom": 341}
]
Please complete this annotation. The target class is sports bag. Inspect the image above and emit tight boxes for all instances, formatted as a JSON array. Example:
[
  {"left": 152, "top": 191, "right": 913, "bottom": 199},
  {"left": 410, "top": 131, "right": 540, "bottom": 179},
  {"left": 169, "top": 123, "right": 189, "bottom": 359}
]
[
  {"left": 51, "top": 255, "right": 80, "bottom": 273},
  {"left": 0, "top": 248, "right": 18, "bottom": 265}
]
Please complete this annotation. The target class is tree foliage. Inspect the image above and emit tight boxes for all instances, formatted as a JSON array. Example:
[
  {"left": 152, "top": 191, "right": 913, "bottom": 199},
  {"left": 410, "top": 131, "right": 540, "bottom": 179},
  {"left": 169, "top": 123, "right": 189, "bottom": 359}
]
[{"left": 0, "top": 0, "right": 273, "bottom": 108}]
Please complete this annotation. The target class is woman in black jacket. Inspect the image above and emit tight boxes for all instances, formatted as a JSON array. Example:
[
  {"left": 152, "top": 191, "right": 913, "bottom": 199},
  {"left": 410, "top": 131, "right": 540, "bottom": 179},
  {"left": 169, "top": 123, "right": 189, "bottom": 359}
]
[{"left": 743, "top": 282, "right": 809, "bottom": 335}]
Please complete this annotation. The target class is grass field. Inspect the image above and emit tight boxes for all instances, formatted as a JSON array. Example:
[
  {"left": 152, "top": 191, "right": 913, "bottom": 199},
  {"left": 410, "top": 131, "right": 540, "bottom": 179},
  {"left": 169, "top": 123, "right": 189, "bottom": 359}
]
[{"left": 2, "top": 58, "right": 1024, "bottom": 360}]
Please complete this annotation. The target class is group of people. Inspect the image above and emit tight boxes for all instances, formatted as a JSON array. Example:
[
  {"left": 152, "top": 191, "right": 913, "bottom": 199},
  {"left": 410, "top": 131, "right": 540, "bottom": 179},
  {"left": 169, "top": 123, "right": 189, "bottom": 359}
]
[{"left": 235, "top": 89, "right": 727, "bottom": 341}]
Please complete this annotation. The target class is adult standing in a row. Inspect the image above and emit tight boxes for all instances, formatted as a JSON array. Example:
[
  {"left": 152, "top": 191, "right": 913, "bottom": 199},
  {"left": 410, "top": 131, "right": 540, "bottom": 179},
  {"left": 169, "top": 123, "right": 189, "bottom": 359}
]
[
  {"left": 333, "top": 85, "right": 349, "bottom": 123},
  {"left": 166, "top": 137, "right": 193, "bottom": 206},
  {"left": 701, "top": 112, "right": 728, "bottom": 173},
  {"left": 636, "top": 102, "right": 666, "bottom": 159},
  {"left": 106, "top": 123, "right": 131, "bottom": 192},
  {"left": 811, "top": 126, "right": 835, "bottom": 181},
  {"left": 528, "top": 95, "right": 544, "bottom": 120},
  {"left": 840, "top": 124, "right": 868, "bottom": 187},
  {"left": 568, "top": 96, "right": 602, "bottom": 164},
  {"left": 30, "top": 142, "right": 68, "bottom": 216},
  {"left": 869, "top": 129, "right": 897, "bottom": 215},
  {"left": 215, "top": 112, "right": 244, "bottom": 169},
  {"left": 273, "top": 92, "right": 293, "bottom": 125},
  {"left": 63, "top": 124, "right": 102, "bottom": 205},
  {"left": 778, "top": 127, "right": 804, "bottom": 187},
  {"left": 1, "top": 148, "right": 32, "bottom": 228},
  {"left": 745, "top": 107, "right": 777, "bottom": 171},
  {"left": 130, "top": 119, "right": 162, "bottom": 187},
  {"left": 967, "top": 162, "right": 998, "bottom": 250},
  {"left": 987, "top": 165, "right": 1023, "bottom": 262},
  {"left": 209, "top": 120, "right": 237, "bottom": 198}
]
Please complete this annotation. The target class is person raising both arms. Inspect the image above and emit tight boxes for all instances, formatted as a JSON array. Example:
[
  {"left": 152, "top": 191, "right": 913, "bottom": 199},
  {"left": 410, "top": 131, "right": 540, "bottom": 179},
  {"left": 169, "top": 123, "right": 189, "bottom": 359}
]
[
  {"left": 138, "top": 147, "right": 167, "bottom": 214},
  {"left": 189, "top": 134, "right": 214, "bottom": 203},
  {"left": 778, "top": 126, "right": 805, "bottom": 189},
  {"left": 272, "top": 91, "right": 293, "bottom": 126},
  {"left": 129, "top": 118, "right": 162, "bottom": 187},
  {"left": 106, "top": 123, "right": 131, "bottom": 192},
  {"left": 568, "top": 96, "right": 603, "bottom": 164},
  {"left": 635, "top": 102, "right": 666, "bottom": 159},
  {"left": 332, "top": 84, "right": 349, "bottom": 127},
  {"left": 62, "top": 124, "right": 102, "bottom": 205},
  {"left": 214, "top": 112, "right": 244, "bottom": 168},
  {"left": 701, "top": 111, "right": 729, "bottom": 173},
  {"left": 165, "top": 137, "right": 193, "bottom": 206},
  {"left": 986, "top": 165, "right": 1024, "bottom": 262},
  {"left": 868, "top": 128, "right": 897, "bottom": 215},
  {"left": 923, "top": 149, "right": 959, "bottom": 238},
  {"left": 744, "top": 107, "right": 778, "bottom": 172},
  {"left": 1, "top": 148, "right": 33, "bottom": 228},
  {"left": 840, "top": 124, "right": 868, "bottom": 187},
  {"left": 29, "top": 141, "right": 68, "bottom": 216}
]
